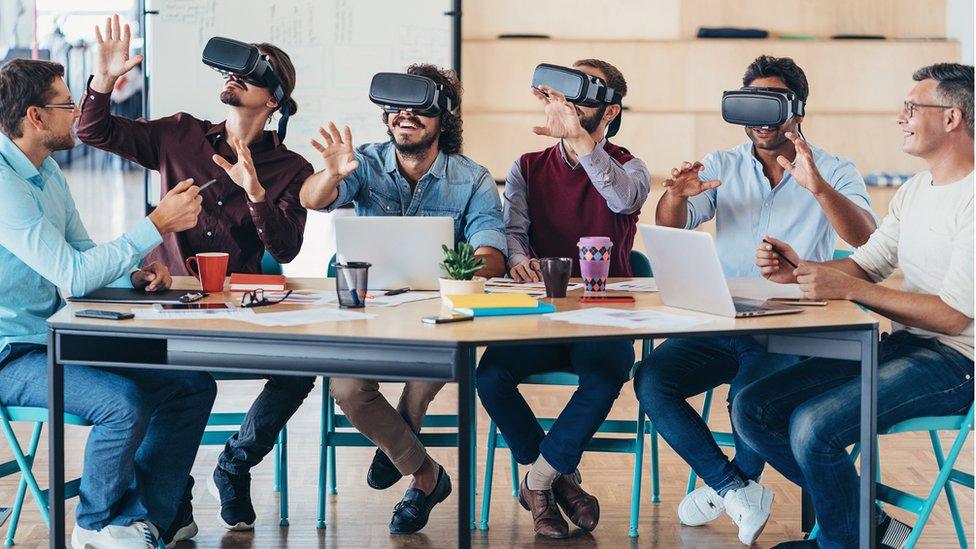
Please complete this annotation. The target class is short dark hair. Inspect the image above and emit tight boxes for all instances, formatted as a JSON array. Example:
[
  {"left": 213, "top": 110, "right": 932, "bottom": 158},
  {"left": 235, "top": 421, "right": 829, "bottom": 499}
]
[
  {"left": 406, "top": 63, "right": 463, "bottom": 155},
  {"left": 573, "top": 58, "right": 628, "bottom": 98},
  {"left": 742, "top": 55, "right": 809, "bottom": 103},
  {"left": 0, "top": 59, "right": 65, "bottom": 138},
  {"left": 913, "top": 63, "right": 974, "bottom": 137},
  {"left": 254, "top": 42, "right": 298, "bottom": 116}
]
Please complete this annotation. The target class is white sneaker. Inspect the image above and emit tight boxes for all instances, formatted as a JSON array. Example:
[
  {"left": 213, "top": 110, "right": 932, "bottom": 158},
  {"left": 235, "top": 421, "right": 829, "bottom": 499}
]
[
  {"left": 71, "top": 521, "right": 160, "bottom": 549},
  {"left": 678, "top": 485, "right": 725, "bottom": 526},
  {"left": 723, "top": 480, "right": 774, "bottom": 545}
]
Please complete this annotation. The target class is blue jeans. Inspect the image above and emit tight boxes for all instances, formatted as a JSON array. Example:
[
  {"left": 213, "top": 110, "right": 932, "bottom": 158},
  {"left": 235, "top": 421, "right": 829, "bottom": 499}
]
[
  {"left": 477, "top": 340, "right": 634, "bottom": 474},
  {"left": 0, "top": 343, "right": 216, "bottom": 532},
  {"left": 733, "top": 331, "right": 974, "bottom": 549},
  {"left": 633, "top": 335, "right": 801, "bottom": 494},
  {"left": 217, "top": 375, "right": 315, "bottom": 475}
]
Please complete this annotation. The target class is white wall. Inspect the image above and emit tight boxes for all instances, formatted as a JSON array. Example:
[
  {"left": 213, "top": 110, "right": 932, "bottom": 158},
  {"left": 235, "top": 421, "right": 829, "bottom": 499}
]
[{"left": 947, "top": 0, "right": 974, "bottom": 64}]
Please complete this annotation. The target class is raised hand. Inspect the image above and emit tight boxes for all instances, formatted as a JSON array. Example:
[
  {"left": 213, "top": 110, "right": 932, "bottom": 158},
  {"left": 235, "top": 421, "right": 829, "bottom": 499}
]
[
  {"left": 662, "top": 161, "right": 722, "bottom": 197},
  {"left": 755, "top": 235, "right": 801, "bottom": 284},
  {"left": 531, "top": 85, "right": 587, "bottom": 140},
  {"left": 92, "top": 14, "right": 143, "bottom": 93},
  {"left": 213, "top": 136, "right": 264, "bottom": 202},
  {"left": 777, "top": 132, "right": 827, "bottom": 195},
  {"left": 310, "top": 121, "right": 359, "bottom": 180}
]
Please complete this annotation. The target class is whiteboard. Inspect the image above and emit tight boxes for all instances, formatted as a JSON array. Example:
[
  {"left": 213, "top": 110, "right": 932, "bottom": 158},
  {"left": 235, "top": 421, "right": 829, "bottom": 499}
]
[{"left": 144, "top": 0, "right": 453, "bottom": 276}]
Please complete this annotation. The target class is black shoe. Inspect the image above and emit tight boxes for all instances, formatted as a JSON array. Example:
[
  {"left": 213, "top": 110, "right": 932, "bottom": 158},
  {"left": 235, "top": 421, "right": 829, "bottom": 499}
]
[
  {"left": 207, "top": 466, "right": 256, "bottom": 531},
  {"left": 389, "top": 466, "right": 452, "bottom": 534},
  {"left": 367, "top": 448, "right": 403, "bottom": 490},
  {"left": 161, "top": 476, "right": 199, "bottom": 548}
]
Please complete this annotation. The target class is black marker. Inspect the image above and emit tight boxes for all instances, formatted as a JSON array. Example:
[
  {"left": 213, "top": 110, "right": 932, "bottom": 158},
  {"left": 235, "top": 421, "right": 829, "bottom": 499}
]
[
  {"left": 197, "top": 179, "right": 217, "bottom": 192},
  {"left": 762, "top": 239, "right": 798, "bottom": 269}
]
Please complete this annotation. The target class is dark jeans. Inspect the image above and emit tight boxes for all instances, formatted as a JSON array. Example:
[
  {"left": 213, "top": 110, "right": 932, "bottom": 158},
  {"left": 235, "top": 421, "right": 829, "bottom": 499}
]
[
  {"left": 217, "top": 375, "right": 316, "bottom": 475},
  {"left": 0, "top": 343, "right": 216, "bottom": 532},
  {"left": 633, "top": 335, "right": 801, "bottom": 494},
  {"left": 733, "top": 331, "right": 974, "bottom": 549},
  {"left": 476, "top": 340, "right": 634, "bottom": 474}
]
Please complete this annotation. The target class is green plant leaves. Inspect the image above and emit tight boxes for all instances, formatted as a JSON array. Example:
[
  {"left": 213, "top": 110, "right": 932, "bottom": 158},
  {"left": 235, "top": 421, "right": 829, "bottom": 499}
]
[{"left": 439, "top": 242, "right": 486, "bottom": 280}]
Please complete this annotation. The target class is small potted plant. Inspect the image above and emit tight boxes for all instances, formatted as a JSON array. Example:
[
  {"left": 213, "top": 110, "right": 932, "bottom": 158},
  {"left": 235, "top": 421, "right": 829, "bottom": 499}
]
[{"left": 438, "top": 242, "right": 487, "bottom": 300}]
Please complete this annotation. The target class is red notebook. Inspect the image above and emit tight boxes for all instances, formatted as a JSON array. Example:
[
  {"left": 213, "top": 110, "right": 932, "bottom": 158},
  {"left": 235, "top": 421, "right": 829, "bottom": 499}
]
[{"left": 228, "top": 273, "right": 286, "bottom": 291}]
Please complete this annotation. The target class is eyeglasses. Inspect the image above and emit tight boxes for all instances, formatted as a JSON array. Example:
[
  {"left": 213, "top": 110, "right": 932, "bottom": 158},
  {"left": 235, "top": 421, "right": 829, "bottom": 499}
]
[
  {"left": 41, "top": 101, "right": 77, "bottom": 111},
  {"left": 240, "top": 289, "right": 293, "bottom": 308},
  {"left": 902, "top": 100, "right": 952, "bottom": 119}
]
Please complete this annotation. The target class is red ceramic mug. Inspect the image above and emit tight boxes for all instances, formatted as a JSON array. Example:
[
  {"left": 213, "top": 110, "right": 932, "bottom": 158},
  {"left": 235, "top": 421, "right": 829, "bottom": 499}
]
[{"left": 185, "top": 252, "right": 229, "bottom": 293}]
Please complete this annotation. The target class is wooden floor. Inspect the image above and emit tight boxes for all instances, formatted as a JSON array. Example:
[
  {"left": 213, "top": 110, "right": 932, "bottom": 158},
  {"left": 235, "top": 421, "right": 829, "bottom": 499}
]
[{"left": 0, "top": 166, "right": 969, "bottom": 547}]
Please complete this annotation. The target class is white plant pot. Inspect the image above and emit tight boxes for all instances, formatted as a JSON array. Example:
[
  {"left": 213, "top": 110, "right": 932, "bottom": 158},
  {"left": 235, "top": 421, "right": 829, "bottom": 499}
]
[{"left": 439, "top": 276, "right": 486, "bottom": 304}]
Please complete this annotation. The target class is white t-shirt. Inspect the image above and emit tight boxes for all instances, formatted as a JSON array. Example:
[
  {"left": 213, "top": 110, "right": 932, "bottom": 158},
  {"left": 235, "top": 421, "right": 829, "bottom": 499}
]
[{"left": 851, "top": 170, "right": 974, "bottom": 360}]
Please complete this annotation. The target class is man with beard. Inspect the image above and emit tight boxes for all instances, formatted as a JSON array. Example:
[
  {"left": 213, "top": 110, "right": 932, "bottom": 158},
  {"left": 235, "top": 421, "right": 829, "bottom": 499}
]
[
  {"left": 476, "top": 58, "right": 649, "bottom": 539},
  {"left": 299, "top": 63, "right": 506, "bottom": 534},
  {"left": 75, "top": 15, "right": 316, "bottom": 537},
  {"left": 0, "top": 58, "right": 215, "bottom": 549},
  {"left": 632, "top": 55, "right": 877, "bottom": 546}
]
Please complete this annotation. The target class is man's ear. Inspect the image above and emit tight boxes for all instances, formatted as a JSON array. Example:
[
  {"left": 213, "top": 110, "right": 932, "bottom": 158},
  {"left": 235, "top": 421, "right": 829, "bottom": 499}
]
[
  {"left": 944, "top": 107, "right": 963, "bottom": 133},
  {"left": 605, "top": 104, "right": 621, "bottom": 123},
  {"left": 23, "top": 106, "right": 44, "bottom": 133}
]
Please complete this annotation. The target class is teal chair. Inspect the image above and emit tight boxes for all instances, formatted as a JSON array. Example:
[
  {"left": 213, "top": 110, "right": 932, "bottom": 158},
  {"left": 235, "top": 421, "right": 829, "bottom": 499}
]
[
  {"left": 0, "top": 406, "right": 87, "bottom": 546},
  {"left": 479, "top": 250, "right": 660, "bottom": 538},
  {"left": 317, "top": 254, "right": 478, "bottom": 530},
  {"left": 202, "top": 251, "right": 289, "bottom": 526},
  {"left": 687, "top": 248, "right": 859, "bottom": 495},
  {"left": 808, "top": 404, "right": 974, "bottom": 547}
]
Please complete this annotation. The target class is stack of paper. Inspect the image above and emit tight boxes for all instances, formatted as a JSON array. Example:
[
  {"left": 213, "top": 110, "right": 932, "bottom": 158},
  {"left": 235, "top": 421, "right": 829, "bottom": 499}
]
[
  {"left": 605, "top": 279, "right": 658, "bottom": 292},
  {"left": 445, "top": 293, "right": 556, "bottom": 317},
  {"left": 485, "top": 278, "right": 583, "bottom": 297},
  {"left": 315, "top": 291, "right": 440, "bottom": 307},
  {"left": 241, "top": 307, "right": 376, "bottom": 327},
  {"left": 547, "top": 307, "right": 709, "bottom": 330}
]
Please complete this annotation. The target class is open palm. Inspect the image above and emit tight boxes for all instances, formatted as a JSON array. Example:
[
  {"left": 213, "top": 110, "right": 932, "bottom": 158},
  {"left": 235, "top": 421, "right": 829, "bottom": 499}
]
[
  {"left": 531, "top": 85, "right": 585, "bottom": 139},
  {"left": 94, "top": 14, "right": 143, "bottom": 79},
  {"left": 663, "top": 162, "right": 721, "bottom": 197},
  {"left": 311, "top": 122, "right": 359, "bottom": 179}
]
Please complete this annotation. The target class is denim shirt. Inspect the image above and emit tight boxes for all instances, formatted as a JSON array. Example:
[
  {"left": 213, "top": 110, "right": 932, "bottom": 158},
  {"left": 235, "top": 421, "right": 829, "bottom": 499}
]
[{"left": 319, "top": 141, "right": 507, "bottom": 255}]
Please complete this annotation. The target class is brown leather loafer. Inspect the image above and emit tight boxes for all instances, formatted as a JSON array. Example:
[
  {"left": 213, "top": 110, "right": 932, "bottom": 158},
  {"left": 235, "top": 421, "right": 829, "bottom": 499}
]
[
  {"left": 552, "top": 470, "right": 600, "bottom": 531},
  {"left": 517, "top": 474, "right": 569, "bottom": 539}
]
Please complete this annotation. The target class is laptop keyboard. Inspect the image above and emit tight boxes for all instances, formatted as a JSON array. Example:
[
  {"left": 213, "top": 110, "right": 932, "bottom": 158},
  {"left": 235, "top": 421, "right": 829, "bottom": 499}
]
[{"left": 732, "top": 298, "right": 770, "bottom": 313}]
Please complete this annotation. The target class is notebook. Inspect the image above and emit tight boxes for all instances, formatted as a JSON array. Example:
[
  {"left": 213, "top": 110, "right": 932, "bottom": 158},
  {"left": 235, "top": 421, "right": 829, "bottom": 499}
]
[
  {"left": 67, "top": 288, "right": 203, "bottom": 305},
  {"left": 453, "top": 301, "right": 557, "bottom": 317},
  {"left": 444, "top": 293, "right": 538, "bottom": 310},
  {"left": 229, "top": 273, "right": 286, "bottom": 291}
]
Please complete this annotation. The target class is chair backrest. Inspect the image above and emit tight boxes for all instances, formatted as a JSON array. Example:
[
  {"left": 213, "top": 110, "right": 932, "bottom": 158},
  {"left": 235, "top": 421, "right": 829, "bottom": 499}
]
[
  {"left": 261, "top": 252, "right": 284, "bottom": 275},
  {"left": 832, "top": 249, "right": 853, "bottom": 260},
  {"left": 327, "top": 254, "right": 337, "bottom": 278},
  {"left": 630, "top": 249, "right": 653, "bottom": 277}
]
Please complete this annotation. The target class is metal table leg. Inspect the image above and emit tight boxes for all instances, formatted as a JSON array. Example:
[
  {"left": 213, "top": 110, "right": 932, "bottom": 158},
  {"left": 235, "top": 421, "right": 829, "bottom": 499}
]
[{"left": 47, "top": 329, "right": 65, "bottom": 549}]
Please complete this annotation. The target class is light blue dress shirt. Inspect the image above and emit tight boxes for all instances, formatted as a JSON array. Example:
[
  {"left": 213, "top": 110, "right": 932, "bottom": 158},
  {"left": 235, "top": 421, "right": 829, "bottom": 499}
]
[
  {"left": 0, "top": 133, "right": 161, "bottom": 352},
  {"left": 686, "top": 141, "right": 873, "bottom": 277},
  {"left": 320, "top": 141, "right": 507, "bottom": 254}
]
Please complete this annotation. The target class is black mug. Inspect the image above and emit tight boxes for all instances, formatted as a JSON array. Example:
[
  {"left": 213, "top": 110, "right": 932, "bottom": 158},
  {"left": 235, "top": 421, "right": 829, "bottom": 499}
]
[{"left": 532, "top": 257, "right": 573, "bottom": 298}]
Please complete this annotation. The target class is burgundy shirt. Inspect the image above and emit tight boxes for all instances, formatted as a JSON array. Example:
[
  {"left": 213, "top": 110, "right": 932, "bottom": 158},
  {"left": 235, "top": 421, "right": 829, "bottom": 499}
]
[
  {"left": 518, "top": 141, "right": 641, "bottom": 277},
  {"left": 76, "top": 79, "right": 313, "bottom": 276}
]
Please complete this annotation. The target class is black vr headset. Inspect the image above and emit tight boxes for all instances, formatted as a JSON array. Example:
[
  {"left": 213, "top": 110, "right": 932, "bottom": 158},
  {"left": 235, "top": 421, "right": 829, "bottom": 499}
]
[
  {"left": 721, "top": 86, "right": 805, "bottom": 128},
  {"left": 531, "top": 63, "right": 623, "bottom": 137},
  {"left": 368, "top": 72, "right": 455, "bottom": 117},
  {"left": 202, "top": 36, "right": 292, "bottom": 140}
]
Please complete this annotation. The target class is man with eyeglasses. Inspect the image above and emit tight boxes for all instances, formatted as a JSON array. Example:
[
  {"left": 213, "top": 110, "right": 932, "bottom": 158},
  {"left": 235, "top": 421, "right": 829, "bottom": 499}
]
[
  {"left": 632, "top": 55, "right": 878, "bottom": 545},
  {"left": 76, "top": 15, "right": 317, "bottom": 537},
  {"left": 0, "top": 58, "right": 215, "bottom": 549},
  {"left": 740, "top": 62, "right": 974, "bottom": 549}
]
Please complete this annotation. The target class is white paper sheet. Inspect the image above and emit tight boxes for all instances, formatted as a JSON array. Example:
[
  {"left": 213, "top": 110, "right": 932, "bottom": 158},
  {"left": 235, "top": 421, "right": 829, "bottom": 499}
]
[
  {"left": 485, "top": 278, "right": 584, "bottom": 297},
  {"left": 132, "top": 307, "right": 256, "bottom": 321},
  {"left": 604, "top": 278, "right": 658, "bottom": 292},
  {"left": 315, "top": 291, "right": 440, "bottom": 307},
  {"left": 726, "top": 278, "right": 803, "bottom": 300},
  {"left": 547, "top": 307, "right": 709, "bottom": 330},
  {"left": 240, "top": 307, "right": 376, "bottom": 327}
]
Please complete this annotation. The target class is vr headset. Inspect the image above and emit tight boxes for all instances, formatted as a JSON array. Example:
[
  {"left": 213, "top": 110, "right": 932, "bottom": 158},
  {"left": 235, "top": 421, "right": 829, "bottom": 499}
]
[
  {"left": 721, "top": 86, "right": 805, "bottom": 128},
  {"left": 202, "top": 36, "right": 292, "bottom": 140},
  {"left": 368, "top": 72, "right": 455, "bottom": 117},
  {"left": 531, "top": 63, "right": 623, "bottom": 137}
]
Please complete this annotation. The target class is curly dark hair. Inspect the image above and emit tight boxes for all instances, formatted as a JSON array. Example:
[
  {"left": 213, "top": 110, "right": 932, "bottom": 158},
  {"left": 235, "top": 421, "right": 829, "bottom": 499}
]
[
  {"left": 742, "top": 55, "right": 809, "bottom": 103},
  {"left": 382, "top": 63, "right": 463, "bottom": 155}
]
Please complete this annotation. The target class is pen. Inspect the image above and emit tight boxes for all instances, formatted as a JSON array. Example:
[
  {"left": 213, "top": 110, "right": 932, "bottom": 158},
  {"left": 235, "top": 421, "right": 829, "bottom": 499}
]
[
  {"left": 383, "top": 287, "right": 410, "bottom": 296},
  {"left": 197, "top": 179, "right": 217, "bottom": 192},
  {"left": 762, "top": 238, "right": 799, "bottom": 269}
]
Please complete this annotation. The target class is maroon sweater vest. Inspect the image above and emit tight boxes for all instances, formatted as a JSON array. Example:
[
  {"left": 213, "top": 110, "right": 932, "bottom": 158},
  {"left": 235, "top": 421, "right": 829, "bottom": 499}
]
[{"left": 520, "top": 141, "right": 640, "bottom": 277}]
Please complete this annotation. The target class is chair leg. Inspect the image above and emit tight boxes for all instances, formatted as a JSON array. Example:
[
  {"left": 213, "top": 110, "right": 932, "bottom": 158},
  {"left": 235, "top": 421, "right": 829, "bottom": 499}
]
[
  {"left": 480, "top": 420, "right": 497, "bottom": 530},
  {"left": 317, "top": 378, "right": 329, "bottom": 530},
  {"left": 273, "top": 439, "right": 281, "bottom": 493},
  {"left": 277, "top": 426, "right": 289, "bottom": 526},
  {"left": 929, "top": 430, "right": 969, "bottom": 548},
  {"left": 0, "top": 414, "right": 51, "bottom": 529},
  {"left": 510, "top": 454, "right": 520, "bottom": 498},
  {"left": 469, "top": 398, "right": 478, "bottom": 531},
  {"left": 629, "top": 411, "right": 646, "bottom": 538},
  {"left": 327, "top": 396, "right": 338, "bottom": 496},
  {"left": 5, "top": 422, "right": 42, "bottom": 546},
  {"left": 649, "top": 420, "right": 661, "bottom": 503}
]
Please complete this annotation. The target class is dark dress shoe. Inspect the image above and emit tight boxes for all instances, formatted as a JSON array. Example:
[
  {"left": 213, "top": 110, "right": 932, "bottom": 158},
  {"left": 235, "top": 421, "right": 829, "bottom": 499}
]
[
  {"left": 517, "top": 474, "right": 569, "bottom": 539},
  {"left": 367, "top": 448, "right": 403, "bottom": 490},
  {"left": 552, "top": 470, "right": 600, "bottom": 531},
  {"left": 389, "top": 466, "right": 452, "bottom": 534}
]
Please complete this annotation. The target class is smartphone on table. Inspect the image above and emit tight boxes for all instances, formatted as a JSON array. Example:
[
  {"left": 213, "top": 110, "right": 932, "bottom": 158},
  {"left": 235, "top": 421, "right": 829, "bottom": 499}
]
[{"left": 422, "top": 313, "right": 474, "bottom": 324}]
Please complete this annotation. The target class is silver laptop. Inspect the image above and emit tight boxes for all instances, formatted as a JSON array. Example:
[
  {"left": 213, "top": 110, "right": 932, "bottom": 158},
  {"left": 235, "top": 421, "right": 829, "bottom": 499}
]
[
  {"left": 335, "top": 216, "right": 453, "bottom": 291},
  {"left": 640, "top": 225, "right": 802, "bottom": 318}
]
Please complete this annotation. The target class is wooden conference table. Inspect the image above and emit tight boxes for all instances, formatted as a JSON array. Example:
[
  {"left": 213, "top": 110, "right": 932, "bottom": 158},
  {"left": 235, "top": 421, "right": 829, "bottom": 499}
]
[{"left": 45, "top": 277, "right": 880, "bottom": 548}]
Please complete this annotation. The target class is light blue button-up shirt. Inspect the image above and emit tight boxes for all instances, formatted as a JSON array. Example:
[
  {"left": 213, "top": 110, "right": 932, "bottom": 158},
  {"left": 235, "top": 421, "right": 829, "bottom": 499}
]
[
  {"left": 320, "top": 141, "right": 507, "bottom": 254},
  {"left": 0, "top": 133, "right": 161, "bottom": 352},
  {"left": 686, "top": 141, "right": 873, "bottom": 277}
]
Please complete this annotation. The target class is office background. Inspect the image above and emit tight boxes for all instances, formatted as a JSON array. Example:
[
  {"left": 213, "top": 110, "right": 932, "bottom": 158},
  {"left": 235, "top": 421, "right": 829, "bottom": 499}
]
[{"left": 0, "top": 0, "right": 972, "bottom": 547}]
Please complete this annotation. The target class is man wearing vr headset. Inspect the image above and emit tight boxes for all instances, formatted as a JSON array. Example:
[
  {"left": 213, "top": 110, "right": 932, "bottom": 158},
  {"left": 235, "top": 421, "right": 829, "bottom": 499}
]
[
  {"left": 76, "top": 16, "right": 317, "bottom": 537},
  {"left": 741, "top": 62, "right": 973, "bottom": 549},
  {"left": 299, "top": 64, "right": 506, "bottom": 534},
  {"left": 633, "top": 55, "right": 877, "bottom": 546},
  {"left": 477, "top": 59, "right": 649, "bottom": 539}
]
